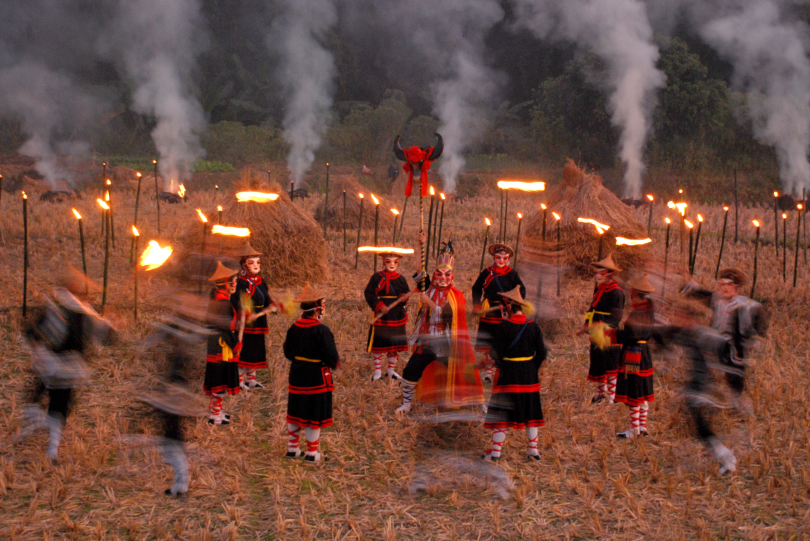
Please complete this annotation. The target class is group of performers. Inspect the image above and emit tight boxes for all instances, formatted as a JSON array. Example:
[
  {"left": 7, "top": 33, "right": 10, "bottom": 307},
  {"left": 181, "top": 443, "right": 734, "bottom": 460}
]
[{"left": 17, "top": 230, "right": 765, "bottom": 496}]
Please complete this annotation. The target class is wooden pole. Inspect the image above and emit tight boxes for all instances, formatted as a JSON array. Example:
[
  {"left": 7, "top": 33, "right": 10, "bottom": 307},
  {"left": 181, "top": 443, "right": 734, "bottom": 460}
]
[
  {"left": 398, "top": 197, "right": 409, "bottom": 242},
  {"left": 435, "top": 195, "right": 445, "bottom": 252},
  {"left": 498, "top": 189, "right": 504, "bottom": 241},
  {"left": 102, "top": 208, "right": 110, "bottom": 314},
  {"left": 153, "top": 159, "right": 161, "bottom": 235},
  {"left": 556, "top": 216, "right": 561, "bottom": 297},
  {"left": 751, "top": 222, "right": 761, "bottom": 298},
  {"left": 782, "top": 212, "right": 787, "bottom": 281},
  {"left": 131, "top": 172, "right": 143, "bottom": 263},
  {"left": 425, "top": 190, "right": 435, "bottom": 264},
  {"left": 774, "top": 192, "right": 779, "bottom": 258},
  {"left": 342, "top": 190, "right": 347, "bottom": 252},
  {"left": 419, "top": 194, "right": 426, "bottom": 291},
  {"left": 77, "top": 215, "right": 87, "bottom": 294},
  {"left": 541, "top": 205, "right": 547, "bottom": 243},
  {"left": 479, "top": 221, "right": 491, "bottom": 272},
  {"left": 514, "top": 214, "right": 523, "bottom": 267},
  {"left": 662, "top": 218, "right": 671, "bottom": 297},
  {"left": 323, "top": 163, "right": 330, "bottom": 238},
  {"left": 715, "top": 207, "right": 729, "bottom": 278},
  {"left": 733, "top": 169, "right": 738, "bottom": 243},
  {"left": 392, "top": 212, "right": 399, "bottom": 245},
  {"left": 503, "top": 191, "right": 510, "bottom": 242},
  {"left": 373, "top": 198, "right": 380, "bottom": 269},
  {"left": 647, "top": 197, "right": 654, "bottom": 235},
  {"left": 354, "top": 194, "right": 364, "bottom": 269},
  {"left": 794, "top": 205, "right": 802, "bottom": 287},
  {"left": 22, "top": 193, "right": 28, "bottom": 317}
]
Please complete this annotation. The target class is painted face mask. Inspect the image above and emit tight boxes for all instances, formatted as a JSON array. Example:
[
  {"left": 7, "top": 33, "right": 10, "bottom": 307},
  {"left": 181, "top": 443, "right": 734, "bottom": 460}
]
[
  {"left": 383, "top": 257, "right": 399, "bottom": 273},
  {"left": 494, "top": 252, "right": 510, "bottom": 268},
  {"left": 432, "top": 268, "right": 453, "bottom": 288},
  {"left": 245, "top": 257, "right": 261, "bottom": 275}
]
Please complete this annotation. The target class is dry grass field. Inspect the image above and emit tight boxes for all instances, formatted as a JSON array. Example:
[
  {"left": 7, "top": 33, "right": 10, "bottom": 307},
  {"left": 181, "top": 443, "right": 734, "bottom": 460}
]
[{"left": 1, "top": 175, "right": 809, "bottom": 540}]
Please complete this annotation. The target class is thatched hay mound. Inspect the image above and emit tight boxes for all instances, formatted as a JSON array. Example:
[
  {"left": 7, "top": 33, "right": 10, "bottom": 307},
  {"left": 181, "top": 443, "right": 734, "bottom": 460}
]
[
  {"left": 179, "top": 177, "right": 328, "bottom": 287},
  {"left": 523, "top": 160, "right": 647, "bottom": 274},
  {"left": 315, "top": 174, "right": 396, "bottom": 230}
]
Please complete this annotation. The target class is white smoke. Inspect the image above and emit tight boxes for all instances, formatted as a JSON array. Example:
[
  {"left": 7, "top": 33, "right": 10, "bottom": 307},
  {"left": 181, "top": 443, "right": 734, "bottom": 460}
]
[
  {"left": 514, "top": 0, "right": 665, "bottom": 198},
  {"left": 98, "top": 0, "right": 208, "bottom": 191},
  {"left": 269, "top": 0, "right": 337, "bottom": 187}
]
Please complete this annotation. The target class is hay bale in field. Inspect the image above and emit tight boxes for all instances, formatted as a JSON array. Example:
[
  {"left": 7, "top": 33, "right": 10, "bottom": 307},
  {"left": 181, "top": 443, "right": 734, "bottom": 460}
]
[
  {"left": 522, "top": 160, "right": 648, "bottom": 274},
  {"left": 178, "top": 177, "right": 328, "bottom": 287},
  {"left": 314, "top": 174, "right": 396, "bottom": 230}
]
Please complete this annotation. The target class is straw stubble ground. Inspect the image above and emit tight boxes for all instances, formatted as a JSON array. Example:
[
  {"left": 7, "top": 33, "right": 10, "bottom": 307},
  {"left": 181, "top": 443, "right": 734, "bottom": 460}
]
[{"left": 1, "top": 186, "right": 809, "bottom": 540}]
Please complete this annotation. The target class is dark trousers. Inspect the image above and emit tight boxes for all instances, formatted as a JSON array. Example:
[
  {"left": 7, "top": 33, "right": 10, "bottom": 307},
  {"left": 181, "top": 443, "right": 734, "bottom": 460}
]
[
  {"left": 402, "top": 348, "right": 447, "bottom": 382},
  {"left": 30, "top": 379, "right": 72, "bottom": 420}
]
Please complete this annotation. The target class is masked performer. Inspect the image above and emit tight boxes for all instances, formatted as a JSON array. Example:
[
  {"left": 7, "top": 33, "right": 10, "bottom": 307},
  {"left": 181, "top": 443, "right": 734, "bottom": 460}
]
[
  {"left": 203, "top": 262, "right": 242, "bottom": 425},
  {"left": 364, "top": 251, "right": 413, "bottom": 381},
  {"left": 680, "top": 267, "right": 764, "bottom": 413},
  {"left": 236, "top": 243, "right": 280, "bottom": 391},
  {"left": 21, "top": 268, "right": 111, "bottom": 463},
  {"left": 579, "top": 255, "right": 625, "bottom": 404},
  {"left": 472, "top": 243, "right": 526, "bottom": 382},
  {"left": 610, "top": 275, "right": 656, "bottom": 439},
  {"left": 397, "top": 242, "right": 485, "bottom": 413},
  {"left": 283, "top": 283, "right": 340, "bottom": 463},
  {"left": 482, "top": 287, "right": 547, "bottom": 462}
]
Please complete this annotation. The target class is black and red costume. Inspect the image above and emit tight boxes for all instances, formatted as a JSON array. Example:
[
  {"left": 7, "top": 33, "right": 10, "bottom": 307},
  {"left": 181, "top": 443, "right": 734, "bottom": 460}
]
[
  {"left": 585, "top": 280, "right": 624, "bottom": 383},
  {"left": 484, "top": 314, "right": 547, "bottom": 429},
  {"left": 203, "top": 289, "right": 242, "bottom": 396},
  {"left": 472, "top": 266, "right": 526, "bottom": 352},
  {"left": 612, "top": 299, "right": 654, "bottom": 407},
  {"left": 236, "top": 271, "right": 272, "bottom": 370},
  {"left": 364, "top": 270, "right": 410, "bottom": 354},
  {"left": 283, "top": 316, "right": 340, "bottom": 429}
]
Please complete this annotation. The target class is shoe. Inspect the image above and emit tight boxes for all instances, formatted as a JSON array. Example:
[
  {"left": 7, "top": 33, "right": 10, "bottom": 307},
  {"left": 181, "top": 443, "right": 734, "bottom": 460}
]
[
  {"left": 165, "top": 488, "right": 187, "bottom": 498},
  {"left": 639, "top": 428, "right": 650, "bottom": 437},
  {"left": 371, "top": 371, "right": 382, "bottom": 382},
  {"left": 304, "top": 452, "right": 327, "bottom": 463},
  {"left": 591, "top": 393, "right": 605, "bottom": 404},
  {"left": 240, "top": 383, "right": 250, "bottom": 393},
  {"left": 527, "top": 453, "right": 541, "bottom": 462},
  {"left": 481, "top": 451, "right": 500, "bottom": 462},
  {"left": 248, "top": 381, "right": 265, "bottom": 390},
  {"left": 395, "top": 402, "right": 412, "bottom": 414},
  {"left": 208, "top": 416, "right": 230, "bottom": 426},
  {"left": 714, "top": 444, "right": 737, "bottom": 475},
  {"left": 285, "top": 449, "right": 303, "bottom": 458},
  {"left": 209, "top": 413, "right": 232, "bottom": 422},
  {"left": 616, "top": 428, "right": 638, "bottom": 439},
  {"left": 386, "top": 370, "right": 401, "bottom": 381}
]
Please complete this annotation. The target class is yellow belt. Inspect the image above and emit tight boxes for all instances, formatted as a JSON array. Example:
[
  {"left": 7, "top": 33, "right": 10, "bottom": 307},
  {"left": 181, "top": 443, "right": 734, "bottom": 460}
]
[
  {"left": 294, "top": 356, "right": 322, "bottom": 363},
  {"left": 503, "top": 356, "right": 533, "bottom": 362},
  {"left": 379, "top": 295, "right": 397, "bottom": 299},
  {"left": 638, "top": 341, "right": 647, "bottom": 344},
  {"left": 584, "top": 310, "right": 611, "bottom": 325}
]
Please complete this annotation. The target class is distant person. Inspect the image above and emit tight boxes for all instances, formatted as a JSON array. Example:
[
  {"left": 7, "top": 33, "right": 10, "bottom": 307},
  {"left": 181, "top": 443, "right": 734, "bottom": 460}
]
[
  {"left": 283, "top": 283, "right": 340, "bottom": 463},
  {"left": 482, "top": 287, "right": 547, "bottom": 462},
  {"left": 578, "top": 255, "right": 625, "bottom": 404},
  {"left": 472, "top": 243, "right": 527, "bottom": 382},
  {"left": 364, "top": 251, "right": 414, "bottom": 381}
]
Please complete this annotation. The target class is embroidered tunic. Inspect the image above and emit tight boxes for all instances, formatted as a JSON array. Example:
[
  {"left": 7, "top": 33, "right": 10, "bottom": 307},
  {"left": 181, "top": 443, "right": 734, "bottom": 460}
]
[
  {"left": 584, "top": 280, "right": 624, "bottom": 383},
  {"left": 612, "top": 300, "right": 654, "bottom": 406},
  {"left": 484, "top": 314, "right": 547, "bottom": 429},
  {"left": 283, "top": 317, "right": 340, "bottom": 428},
  {"left": 203, "top": 290, "right": 242, "bottom": 396},
  {"left": 236, "top": 272, "right": 272, "bottom": 370},
  {"left": 364, "top": 270, "right": 410, "bottom": 353},
  {"left": 472, "top": 266, "right": 526, "bottom": 352}
]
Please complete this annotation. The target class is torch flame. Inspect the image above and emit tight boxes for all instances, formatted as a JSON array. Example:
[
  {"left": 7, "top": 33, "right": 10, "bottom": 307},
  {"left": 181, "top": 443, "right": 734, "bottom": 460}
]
[
  {"left": 552, "top": 212, "right": 561, "bottom": 221},
  {"left": 440, "top": 193, "right": 446, "bottom": 200},
  {"left": 698, "top": 214, "right": 704, "bottom": 222},
  {"left": 616, "top": 237, "right": 652, "bottom": 246},
  {"left": 429, "top": 186, "right": 435, "bottom": 196},
  {"left": 497, "top": 180, "right": 546, "bottom": 191},
  {"left": 684, "top": 219, "right": 694, "bottom": 229},
  {"left": 152, "top": 159, "right": 157, "bottom": 164},
  {"left": 667, "top": 201, "right": 675, "bottom": 209},
  {"left": 783, "top": 213, "right": 787, "bottom": 219},
  {"left": 675, "top": 202, "right": 687, "bottom": 216},
  {"left": 679, "top": 189, "right": 683, "bottom": 194},
  {"left": 540, "top": 203, "right": 547, "bottom": 210},
  {"left": 96, "top": 198, "right": 109, "bottom": 210},
  {"left": 71, "top": 208, "right": 81, "bottom": 220},
  {"left": 106, "top": 179, "right": 111, "bottom": 186},
  {"left": 236, "top": 191, "right": 279, "bottom": 203},
  {"left": 391, "top": 208, "right": 400, "bottom": 216},
  {"left": 136, "top": 172, "right": 142, "bottom": 178},
  {"left": 359, "top": 193, "right": 364, "bottom": 199},
  {"left": 485, "top": 217, "right": 491, "bottom": 226},
  {"left": 774, "top": 191, "right": 779, "bottom": 197},
  {"left": 517, "top": 213, "right": 523, "bottom": 219},
  {"left": 577, "top": 217, "right": 610, "bottom": 235},
  {"left": 105, "top": 190, "right": 110, "bottom": 202},
  {"left": 139, "top": 240, "right": 173, "bottom": 270},
  {"left": 371, "top": 193, "right": 380, "bottom": 205},
  {"left": 178, "top": 184, "right": 186, "bottom": 198},
  {"left": 799, "top": 204, "right": 804, "bottom": 210},
  {"left": 753, "top": 220, "right": 760, "bottom": 227},
  {"left": 211, "top": 225, "right": 250, "bottom": 237},
  {"left": 132, "top": 225, "right": 140, "bottom": 237},
  {"left": 196, "top": 208, "right": 208, "bottom": 223},
  {"left": 357, "top": 246, "right": 415, "bottom": 255},
  {"left": 723, "top": 206, "right": 729, "bottom": 212},
  {"left": 646, "top": 194, "right": 654, "bottom": 201},
  {"left": 665, "top": 217, "right": 671, "bottom": 224}
]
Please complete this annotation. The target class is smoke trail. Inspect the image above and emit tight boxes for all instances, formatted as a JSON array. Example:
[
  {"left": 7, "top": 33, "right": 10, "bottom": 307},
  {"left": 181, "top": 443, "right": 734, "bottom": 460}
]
[
  {"left": 514, "top": 0, "right": 665, "bottom": 198},
  {"left": 99, "top": 0, "right": 208, "bottom": 191},
  {"left": 268, "top": 0, "right": 337, "bottom": 187},
  {"left": 374, "top": 0, "right": 505, "bottom": 193},
  {"left": 699, "top": 1, "right": 810, "bottom": 196}
]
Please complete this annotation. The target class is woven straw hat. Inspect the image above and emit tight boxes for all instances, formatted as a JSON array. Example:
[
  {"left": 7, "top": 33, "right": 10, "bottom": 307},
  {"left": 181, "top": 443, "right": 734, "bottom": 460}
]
[
  {"left": 294, "top": 282, "right": 325, "bottom": 303},
  {"left": 497, "top": 285, "right": 528, "bottom": 306},
  {"left": 628, "top": 274, "right": 656, "bottom": 293},
  {"left": 591, "top": 254, "right": 621, "bottom": 273},
  {"left": 239, "top": 242, "right": 263, "bottom": 258},
  {"left": 488, "top": 243, "right": 514, "bottom": 258},
  {"left": 208, "top": 261, "right": 240, "bottom": 283}
]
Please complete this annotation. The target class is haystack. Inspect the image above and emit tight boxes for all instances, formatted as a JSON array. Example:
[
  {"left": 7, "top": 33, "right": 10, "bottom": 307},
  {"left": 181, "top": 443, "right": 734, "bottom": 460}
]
[
  {"left": 315, "top": 174, "right": 396, "bottom": 230},
  {"left": 522, "top": 160, "right": 647, "bottom": 274},
  {"left": 179, "top": 178, "right": 328, "bottom": 287}
]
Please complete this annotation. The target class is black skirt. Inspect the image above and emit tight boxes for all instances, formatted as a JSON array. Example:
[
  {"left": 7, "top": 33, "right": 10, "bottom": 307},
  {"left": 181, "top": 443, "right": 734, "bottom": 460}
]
[
  {"left": 286, "top": 363, "right": 334, "bottom": 428},
  {"left": 587, "top": 343, "right": 621, "bottom": 382},
  {"left": 475, "top": 320, "right": 500, "bottom": 352},
  {"left": 615, "top": 345, "right": 654, "bottom": 406},
  {"left": 368, "top": 324, "right": 408, "bottom": 354},
  {"left": 484, "top": 362, "right": 544, "bottom": 429},
  {"left": 203, "top": 361, "right": 241, "bottom": 396},
  {"left": 238, "top": 333, "right": 267, "bottom": 369}
]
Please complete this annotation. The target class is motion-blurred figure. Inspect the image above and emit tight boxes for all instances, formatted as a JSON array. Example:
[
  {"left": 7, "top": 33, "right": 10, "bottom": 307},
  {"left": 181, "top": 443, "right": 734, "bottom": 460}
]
[
  {"left": 472, "top": 243, "right": 527, "bottom": 382},
  {"left": 397, "top": 241, "right": 484, "bottom": 414},
  {"left": 481, "top": 287, "right": 547, "bottom": 462},
  {"left": 283, "top": 283, "right": 340, "bottom": 463},
  {"left": 578, "top": 255, "right": 625, "bottom": 404},
  {"left": 20, "top": 267, "right": 111, "bottom": 463}
]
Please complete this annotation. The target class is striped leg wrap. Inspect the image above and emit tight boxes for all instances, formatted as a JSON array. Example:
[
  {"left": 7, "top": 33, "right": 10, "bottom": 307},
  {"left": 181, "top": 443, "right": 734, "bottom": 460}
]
[
  {"left": 526, "top": 426, "right": 539, "bottom": 456},
  {"left": 209, "top": 395, "right": 223, "bottom": 417},
  {"left": 488, "top": 428, "right": 507, "bottom": 458},
  {"left": 387, "top": 354, "right": 398, "bottom": 372},
  {"left": 372, "top": 353, "right": 383, "bottom": 380},
  {"left": 305, "top": 427, "right": 321, "bottom": 454},
  {"left": 639, "top": 401, "right": 649, "bottom": 431},
  {"left": 401, "top": 379, "right": 416, "bottom": 405},
  {"left": 287, "top": 424, "right": 301, "bottom": 451},
  {"left": 630, "top": 406, "right": 641, "bottom": 430},
  {"left": 607, "top": 376, "right": 617, "bottom": 402}
]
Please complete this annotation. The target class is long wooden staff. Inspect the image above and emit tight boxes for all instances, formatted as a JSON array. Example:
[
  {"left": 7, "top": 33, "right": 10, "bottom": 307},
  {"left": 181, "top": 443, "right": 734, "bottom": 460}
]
[
  {"left": 419, "top": 191, "right": 426, "bottom": 292},
  {"left": 369, "top": 291, "right": 417, "bottom": 325}
]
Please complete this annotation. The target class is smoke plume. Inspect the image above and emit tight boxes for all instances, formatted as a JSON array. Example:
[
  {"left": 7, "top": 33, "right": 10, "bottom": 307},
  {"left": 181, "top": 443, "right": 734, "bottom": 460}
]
[
  {"left": 99, "top": 0, "right": 208, "bottom": 191},
  {"left": 514, "top": 0, "right": 665, "bottom": 198},
  {"left": 268, "top": 0, "right": 337, "bottom": 187}
]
